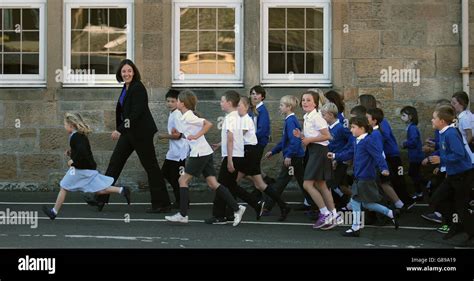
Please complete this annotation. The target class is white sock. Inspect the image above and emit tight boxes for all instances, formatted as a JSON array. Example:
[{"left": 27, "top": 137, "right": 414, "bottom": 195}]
[
  {"left": 331, "top": 209, "right": 338, "bottom": 217},
  {"left": 320, "top": 207, "right": 330, "bottom": 215},
  {"left": 395, "top": 200, "right": 404, "bottom": 209},
  {"left": 334, "top": 187, "right": 344, "bottom": 197},
  {"left": 387, "top": 210, "right": 394, "bottom": 219},
  {"left": 52, "top": 208, "right": 58, "bottom": 215},
  {"left": 119, "top": 187, "right": 123, "bottom": 194},
  {"left": 434, "top": 211, "right": 442, "bottom": 217},
  {"left": 351, "top": 225, "right": 360, "bottom": 231}
]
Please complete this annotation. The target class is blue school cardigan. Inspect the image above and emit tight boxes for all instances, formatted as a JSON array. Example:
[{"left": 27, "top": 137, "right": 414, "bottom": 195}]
[
  {"left": 249, "top": 103, "right": 271, "bottom": 147},
  {"left": 402, "top": 123, "right": 425, "bottom": 163},
  {"left": 438, "top": 127, "right": 472, "bottom": 176},
  {"left": 380, "top": 119, "right": 400, "bottom": 157},
  {"left": 328, "top": 121, "right": 350, "bottom": 154},
  {"left": 271, "top": 115, "right": 305, "bottom": 158}
]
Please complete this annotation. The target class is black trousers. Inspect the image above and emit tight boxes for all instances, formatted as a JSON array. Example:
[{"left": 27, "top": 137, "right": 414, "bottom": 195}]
[
  {"left": 431, "top": 169, "right": 474, "bottom": 234},
  {"left": 264, "top": 157, "right": 314, "bottom": 210},
  {"left": 162, "top": 159, "right": 186, "bottom": 203},
  {"left": 212, "top": 157, "right": 259, "bottom": 218},
  {"left": 408, "top": 162, "right": 425, "bottom": 194},
  {"left": 386, "top": 156, "right": 413, "bottom": 204},
  {"left": 96, "top": 132, "right": 171, "bottom": 208}
]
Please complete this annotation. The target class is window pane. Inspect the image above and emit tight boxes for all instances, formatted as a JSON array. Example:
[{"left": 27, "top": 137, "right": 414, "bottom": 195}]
[
  {"left": 0, "top": 9, "right": 3, "bottom": 30},
  {"left": 269, "top": 8, "right": 285, "bottom": 29},
  {"left": 217, "top": 52, "right": 235, "bottom": 74},
  {"left": 269, "top": 30, "right": 285, "bottom": 52},
  {"left": 71, "top": 31, "right": 89, "bottom": 52},
  {"left": 109, "top": 52, "right": 126, "bottom": 74},
  {"left": 306, "top": 8, "right": 323, "bottom": 29},
  {"left": 0, "top": 55, "right": 2, "bottom": 74},
  {"left": 3, "top": 9, "right": 20, "bottom": 31},
  {"left": 90, "top": 9, "right": 108, "bottom": 27},
  {"left": 198, "top": 52, "right": 217, "bottom": 74},
  {"left": 3, "top": 32, "right": 21, "bottom": 52},
  {"left": 180, "top": 8, "right": 197, "bottom": 30},
  {"left": 199, "top": 31, "right": 216, "bottom": 51},
  {"left": 4, "top": 53, "right": 20, "bottom": 74},
  {"left": 287, "top": 53, "right": 305, "bottom": 74},
  {"left": 107, "top": 32, "right": 127, "bottom": 52},
  {"left": 22, "top": 9, "right": 40, "bottom": 30},
  {"left": 180, "top": 53, "right": 198, "bottom": 75},
  {"left": 109, "top": 9, "right": 126, "bottom": 29},
  {"left": 180, "top": 31, "right": 197, "bottom": 53},
  {"left": 306, "top": 30, "right": 323, "bottom": 52},
  {"left": 90, "top": 53, "right": 108, "bottom": 74},
  {"left": 218, "top": 31, "right": 235, "bottom": 52},
  {"left": 71, "top": 9, "right": 88, "bottom": 30},
  {"left": 287, "top": 30, "right": 304, "bottom": 52},
  {"left": 90, "top": 31, "right": 108, "bottom": 52},
  {"left": 71, "top": 53, "right": 88, "bottom": 70},
  {"left": 268, "top": 53, "right": 285, "bottom": 74},
  {"left": 287, "top": 8, "right": 304, "bottom": 29},
  {"left": 218, "top": 8, "right": 234, "bottom": 30},
  {"left": 306, "top": 52, "right": 323, "bottom": 74},
  {"left": 22, "top": 53, "right": 39, "bottom": 74},
  {"left": 199, "top": 8, "right": 216, "bottom": 30},
  {"left": 22, "top": 31, "right": 39, "bottom": 52}
]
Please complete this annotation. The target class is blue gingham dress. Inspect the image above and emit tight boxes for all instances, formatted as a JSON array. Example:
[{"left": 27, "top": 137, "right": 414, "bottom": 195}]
[{"left": 60, "top": 131, "right": 114, "bottom": 193}]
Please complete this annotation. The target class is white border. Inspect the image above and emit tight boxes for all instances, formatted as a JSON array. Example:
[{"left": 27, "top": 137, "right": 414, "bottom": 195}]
[
  {"left": 260, "top": 0, "right": 331, "bottom": 87},
  {"left": 172, "top": 0, "right": 244, "bottom": 87}
]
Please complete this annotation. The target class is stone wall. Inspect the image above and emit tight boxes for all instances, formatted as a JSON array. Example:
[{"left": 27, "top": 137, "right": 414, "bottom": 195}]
[{"left": 0, "top": 0, "right": 473, "bottom": 191}]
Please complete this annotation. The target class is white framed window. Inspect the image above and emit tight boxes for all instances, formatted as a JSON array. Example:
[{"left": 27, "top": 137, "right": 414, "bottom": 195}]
[
  {"left": 261, "top": 0, "right": 331, "bottom": 87},
  {"left": 0, "top": 0, "right": 46, "bottom": 87},
  {"left": 63, "top": 0, "right": 134, "bottom": 87},
  {"left": 172, "top": 0, "right": 243, "bottom": 87}
]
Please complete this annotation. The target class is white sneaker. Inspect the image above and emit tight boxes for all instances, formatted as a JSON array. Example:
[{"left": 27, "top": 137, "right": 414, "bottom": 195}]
[
  {"left": 165, "top": 212, "right": 188, "bottom": 223},
  {"left": 232, "top": 205, "right": 246, "bottom": 227}
]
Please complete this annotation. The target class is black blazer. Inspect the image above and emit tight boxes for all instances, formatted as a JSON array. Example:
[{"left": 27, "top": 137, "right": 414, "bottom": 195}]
[
  {"left": 115, "top": 80, "right": 158, "bottom": 139},
  {"left": 70, "top": 133, "right": 97, "bottom": 170}
]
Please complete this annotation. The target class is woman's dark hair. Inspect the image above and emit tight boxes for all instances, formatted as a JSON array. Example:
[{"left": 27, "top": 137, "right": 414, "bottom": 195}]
[
  {"left": 452, "top": 91, "right": 469, "bottom": 110},
  {"left": 349, "top": 116, "right": 372, "bottom": 134},
  {"left": 350, "top": 105, "right": 367, "bottom": 117},
  {"left": 166, "top": 89, "right": 180, "bottom": 99},
  {"left": 359, "top": 94, "right": 377, "bottom": 110},
  {"left": 116, "top": 59, "right": 141, "bottom": 83},
  {"left": 367, "top": 108, "right": 384, "bottom": 126},
  {"left": 400, "top": 106, "right": 419, "bottom": 125},
  {"left": 250, "top": 85, "right": 267, "bottom": 100},
  {"left": 325, "top": 90, "right": 345, "bottom": 113}
]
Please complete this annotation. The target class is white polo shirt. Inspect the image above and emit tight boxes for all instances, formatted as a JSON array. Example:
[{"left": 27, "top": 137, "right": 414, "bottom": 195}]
[
  {"left": 303, "top": 108, "right": 329, "bottom": 146},
  {"left": 241, "top": 114, "right": 258, "bottom": 145},
  {"left": 458, "top": 110, "right": 474, "bottom": 141},
  {"left": 177, "top": 110, "right": 213, "bottom": 157},
  {"left": 221, "top": 110, "right": 245, "bottom": 157},
  {"left": 166, "top": 109, "right": 189, "bottom": 161}
]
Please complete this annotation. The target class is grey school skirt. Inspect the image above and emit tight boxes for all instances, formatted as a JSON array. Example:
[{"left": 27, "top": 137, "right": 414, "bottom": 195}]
[
  {"left": 351, "top": 179, "right": 383, "bottom": 203},
  {"left": 303, "top": 143, "right": 333, "bottom": 181}
]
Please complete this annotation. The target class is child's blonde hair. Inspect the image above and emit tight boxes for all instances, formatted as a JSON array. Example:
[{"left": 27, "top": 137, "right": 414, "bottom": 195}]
[
  {"left": 64, "top": 112, "right": 92, "bottom": 135},
  {"left": 301, "top": 88, "right": 327, "bottom": 111},
  {"left": 280, "top": 95, "right": 299, "bottom": 112},
  {"left": 239, "top": 96, "right": 256, "bottom": 116},
  {"left": 321, "top": 102, "right": 338, "bottom": 118},
  {"left": 178, "top": 90, "right": 198, "bottom": 111}
]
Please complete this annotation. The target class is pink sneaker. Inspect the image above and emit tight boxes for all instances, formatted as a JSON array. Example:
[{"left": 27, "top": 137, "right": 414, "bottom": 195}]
[{"left": 313, "top": 213, "right": 331, "bottom": 229}]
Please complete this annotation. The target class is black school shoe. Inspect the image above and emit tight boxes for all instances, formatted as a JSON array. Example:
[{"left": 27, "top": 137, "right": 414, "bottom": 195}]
[
  {"left": 443, "top": 224, "right": 464, "bottom": 240},
  {"left": 42, "top": 206, "right": 56, "bottom": 220},
  {"left": 342, "top": 228, "right": 360, "bottom": 237},
  {"left": 121, "top": 186, "right": 131, "bottom": 205},
  {"left": 278, "top": 206, "right": 291, "bottom": 222},
  {"left": 255, "top": 201, "right": 265, "bottom": 221},
  {"left": 392, "top": 209, "right": 401, "bottom": 230}
]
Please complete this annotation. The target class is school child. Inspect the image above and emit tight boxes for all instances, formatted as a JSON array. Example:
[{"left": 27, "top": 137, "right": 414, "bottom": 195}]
[
  {"left": 451, "top": 91, "right": 474, "bottom": 151},
  {"left": 164, "top": 91, "right": 246, "bottom": 226},
  {"left": 158, "top": 89, "right": 190, "bottom": 209},
  {"left": 359, "top": 94, "right": 415, "bottom": 210},
  {"left": 329, "top": 116, "right": 400, "bottom": 237},
  {"left": 428, "top": 105, "right": 474, "bottom": 240},
  {"left": 233, "top": 96, "right": 291, "bottom": 221},
  {"left": 366, "top": 108, "right": 405, "bottom": 211},
  {"left": 293, "top": 89, "right": 338, "bottom": 230},
  {"left": 207, "top": 91, "right": 265, "bottom": 223},
  {"left": 321, "top": 102, "right": 351, "bottom": 209},
  {"left": 42, "top": 113, "right": 131, "bottom": 219},
  {"left": 400, "top": 106, "right": 426, "bottom": 202}
]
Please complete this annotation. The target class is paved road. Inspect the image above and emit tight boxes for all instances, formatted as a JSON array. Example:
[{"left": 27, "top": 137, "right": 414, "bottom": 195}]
[{"left": 0, "top": 191, "right": 472, "bottom": 248}]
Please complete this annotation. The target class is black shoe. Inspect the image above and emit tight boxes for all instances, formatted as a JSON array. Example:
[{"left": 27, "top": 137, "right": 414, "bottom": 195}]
[
  {"left": 97, "top": 201, "right": 106, "bottom": 212},
  {"left": 121, "top": 186, "right": 131, "bottom": 205},
  {"left": 83, "top": 193, "right": 99, "bottom": 207},
  {"left": 392, "top": 209, "right": 400, "bottom": 230},
  {"left": 204, "top": 216, "right": 227, "bottom": 225},
  {"left": 278, "top": 206, "right": 291, "bottom": 222},
  {"left": 342, "top": 228, "right": 360, "bottom": 237},
  {"left": 42, "top": 206, "right": 56, "bottom": 220},
  {"left": 146, "top": 206, "right": 172, "bottom": 214},
  {"left": 443, "top": 226, "right": 463, "bottom": 240},
  {"left": 255, "top": 201, "right": 265, "bottom": 221}
]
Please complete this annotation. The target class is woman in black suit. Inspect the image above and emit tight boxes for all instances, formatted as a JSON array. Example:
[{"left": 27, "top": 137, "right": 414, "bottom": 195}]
[{"left": 95, "top": 59, "right": 171, "bottom": 213}]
